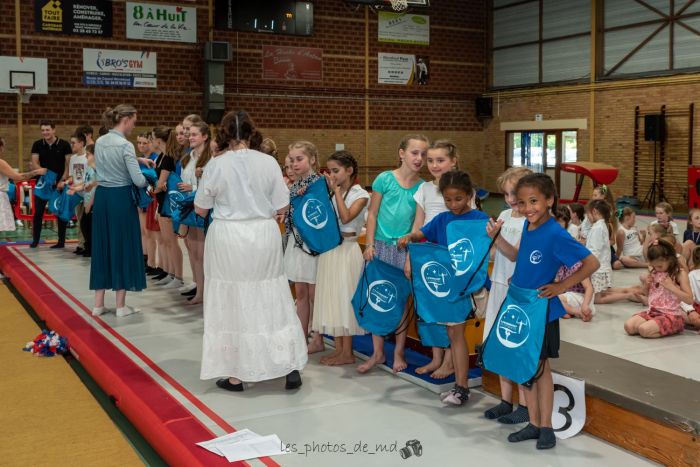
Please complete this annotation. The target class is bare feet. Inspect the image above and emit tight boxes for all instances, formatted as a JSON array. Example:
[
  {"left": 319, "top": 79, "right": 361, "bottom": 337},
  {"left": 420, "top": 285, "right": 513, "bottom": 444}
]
[
  {"left": 327, "top": 354, "right": 356, "bottom": 366},
  {"left": 562, "top": 313, "right": 572, "bottom": 319},
  {"left": 392, "top": 354, "right": 408, "bottom": 373},
  {"left": 187, "top": 296, "right": 203, "bottom": 305},
  {"left": 415, "top": 358, "right": 442, "bottom": 375},
  {"left": 320, "top": 348, "right": 342, "bottom": 365},
  {"left": 431, "top": 360, "right": 455, "bottom": 379},
  {"left": 357, "top": 353, "right": 385, "bottom": 373},
  {"left": 308, "top": 340, "right": 325, "bottom": 354}
]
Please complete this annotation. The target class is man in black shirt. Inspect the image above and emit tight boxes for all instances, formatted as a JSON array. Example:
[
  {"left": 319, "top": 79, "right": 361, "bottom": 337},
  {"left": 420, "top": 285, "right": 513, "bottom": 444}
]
[{"left": 30, "top": 120, "right": 72, "bottom": 248}]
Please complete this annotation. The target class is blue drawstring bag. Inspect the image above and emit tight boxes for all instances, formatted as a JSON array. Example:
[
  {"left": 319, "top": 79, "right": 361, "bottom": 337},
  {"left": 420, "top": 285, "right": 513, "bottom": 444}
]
[
  {"left": 172, "top": 193, "right": 206, "bottom": 229},
  {"left": 408, "top": 242, "right": 472, "bottom": 324},
  {"left": 132, "top": 167, "right": 158, "bottom": 209},
  {"left": 8, "top": 181, "right": 16, "bottom": 203},
  {"left": 480, "top": 283, "right": 549, "bottom": 386},
  {"left": 34, "top": 171, "right": 58, "bottom": 201},
  {"left": 446, "top": 219, "right": 491, "bottom": 302},
  {"left": 416, "top": 321, "right": 450, "bottom": 348},
  {"left": 49, "top": 190, "right": 82, "bottom": 222},
  {"left": 142, "top": 167, "right": 158, "bottom": 185},
  {"left": 291, "top": 178, "right": 342, "bottom": 255},
  {"left": 352, "top": 259, "right": 411, "bottom": 336}
]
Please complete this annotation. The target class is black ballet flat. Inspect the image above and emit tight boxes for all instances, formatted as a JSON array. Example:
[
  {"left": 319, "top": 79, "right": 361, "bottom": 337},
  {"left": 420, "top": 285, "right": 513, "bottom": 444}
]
[
  {"left": 216, "top": 378, "right": 244, "bottom": 392},
  {"left": 182, "top": 288, "right": 197, "bottom": 297},
  {"left": 285, "top": 370, "right": 302, "bottom": 390}
]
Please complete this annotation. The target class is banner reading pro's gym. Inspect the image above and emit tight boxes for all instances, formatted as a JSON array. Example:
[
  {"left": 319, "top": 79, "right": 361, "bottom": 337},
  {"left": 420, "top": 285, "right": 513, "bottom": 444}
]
[
  {"left": 446, "top": 219, "right": 491, "bottom": 302},
  {"left": 83, "top": 49, "right": 157, "bottom": 88},
  {"left": 126, "top": 2, "right": 196, "bottom": 43},
  {"left": 352, "top": 259, "right": 411, "bottom": 336},
  {"left": 408, "top": 242, "right": 472, "bottom": 324},
  {"left": 290, "top": 178, "right": 342, "bottom": 255},
  {"left": 480, "top": 283, "right": 549, "bottom": 385},
  {"left": 35, "top": 0, "right": 113, "bottom": 37}
]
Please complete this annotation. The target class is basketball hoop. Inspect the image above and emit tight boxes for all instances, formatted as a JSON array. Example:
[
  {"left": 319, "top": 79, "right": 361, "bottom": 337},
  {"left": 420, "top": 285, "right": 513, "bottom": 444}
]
[
  {"left": 390, "top": 0, "right": 408, "bottom": 11},
  {"left": 17, "top": 86, "right": 31, "bottom": 104}
]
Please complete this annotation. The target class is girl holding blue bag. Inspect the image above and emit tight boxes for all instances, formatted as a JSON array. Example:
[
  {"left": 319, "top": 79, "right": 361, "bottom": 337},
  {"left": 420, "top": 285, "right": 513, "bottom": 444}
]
[
  {"left": 0, "top": 137, "right": 46, "bottom": 232},
  {"left": 312, "top": 151, "right": 369, "bottom": 366},
  {"left": 484, "top": 173, "right": 598, "bottom": 449},
  {"left": 284, "top": 141, "right": 325, "bottom": 354},
  {"left": 360, "top": 134, "right": 427, "bottom": 374},
  {"left": 399, "top": 170, "right": 488, "bottom": 406}
]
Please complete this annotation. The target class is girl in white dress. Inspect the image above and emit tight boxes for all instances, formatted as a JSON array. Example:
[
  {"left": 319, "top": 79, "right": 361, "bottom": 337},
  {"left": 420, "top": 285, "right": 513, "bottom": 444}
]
[
  {"left": 407, "top": 140, "right": 457, "bottom": 379},
  {"left": 194, "top": 111, "right": 307, "bottom": 391},
  {"left": 313, "top": 151, "right": 369, "bottom": 366},
  {"left": 586, "top": 200, "right": 613, "bottom": 302},
  {"left": 0, "top": 137, "right": 46, "bottom": 232},
  {"left": 617, "top": 207, "right": 647, "bottom": 268},
  {"left": 284, "top": 141, "right": 325, "bottom": 354}
]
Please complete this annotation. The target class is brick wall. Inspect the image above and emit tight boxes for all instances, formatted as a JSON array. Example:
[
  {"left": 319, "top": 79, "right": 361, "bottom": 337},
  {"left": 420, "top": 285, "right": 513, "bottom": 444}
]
[
  {"left": 0, "top": 0, "right": 487, "bottom": 179},
  {"left": 481, "top": 81, "right": 700, "bottom": 208}
]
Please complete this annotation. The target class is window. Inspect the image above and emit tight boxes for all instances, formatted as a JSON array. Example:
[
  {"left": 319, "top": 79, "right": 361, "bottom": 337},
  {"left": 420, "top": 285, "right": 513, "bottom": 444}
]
[
  {"left": 491, "top": 0, "right": 591, "bottom": 88},
  {"left": 507, "top": 130, "right": 577, "bottom": 169}
]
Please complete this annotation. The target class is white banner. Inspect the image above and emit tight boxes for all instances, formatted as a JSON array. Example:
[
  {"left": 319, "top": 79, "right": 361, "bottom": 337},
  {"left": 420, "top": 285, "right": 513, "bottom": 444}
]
[
  {"left": 125, "top": 2, "right": 196, "bottom": 43},
  {"left": 551, "top": 373, "right": 586, "bottom": 439},
  {"left": 378, "top": 11, "right": 429, "bottom": 45},
  {"left": 83, "top": 48, "right": 157, "bottom": 88},
  {"left": 378, "top": 53, "right": 415, "bottom": 85}
]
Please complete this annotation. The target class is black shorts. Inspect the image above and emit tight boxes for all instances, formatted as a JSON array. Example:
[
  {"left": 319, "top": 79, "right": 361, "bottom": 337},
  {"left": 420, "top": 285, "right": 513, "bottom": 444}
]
[
  {"left": 610, "top": 245, "right": 619, "bottom": 265},
  {"left": 540, "top": 319, "right": 560, "bottom": 360}
]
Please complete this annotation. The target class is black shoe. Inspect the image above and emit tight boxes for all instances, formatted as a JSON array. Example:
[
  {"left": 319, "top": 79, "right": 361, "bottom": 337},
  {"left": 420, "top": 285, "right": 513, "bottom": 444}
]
[
  {"left": 82, "top": 250, "right": 91, "bottom": 258},
  {"left": 50, "top": 243, "right": 65, "bottom": 249},
  {"left": 216, "top": 378, "right": 244, "bottom": 392},
  {"left": 152, "top": 271, "right": 169, "bottom": 281},
  {"left": 29, "top": 242, "right": 38, "bottom": 249},
  {"left": 147, "top": 267, "right": 164, "bottom": 276},
  {"left": 285, "top": 370, "right": 302, "bottom": 390},
  {"left": 74, "top": 247, "right": 84, "bottom": 255},
  {"left": 182, "top": 288, "right": 197, "bottom": 297},
  {"left": 145, "top": 266, "right": 157, "bottom": 274}
]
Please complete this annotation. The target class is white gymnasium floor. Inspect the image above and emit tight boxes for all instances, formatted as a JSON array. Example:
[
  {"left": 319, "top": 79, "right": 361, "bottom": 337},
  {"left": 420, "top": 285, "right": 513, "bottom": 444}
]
[
  {"left": 9, "top": 242, "right": 657, "bottom": 467},
  {"left": 559, "top": 215, "right": 700, "bottom": 383}
]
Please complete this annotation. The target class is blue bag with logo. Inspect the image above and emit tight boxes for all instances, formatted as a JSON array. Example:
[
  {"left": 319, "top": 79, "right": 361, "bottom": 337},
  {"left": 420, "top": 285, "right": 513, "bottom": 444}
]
[
  {"left": 291, "top": 177, "right": 342, "bottom": 255},
  {"left": 480, "top": 283, "right": 549, "bottom": 385},
  {"left": 49, "top": 189, "right": 82, "bottom": 222},
  {"left": 416, "top": 321, "right": 450, "bottom": 348},
  {"left": 34, "top": 171, "right": 57, "bottom": 201},
  {"left": 446, "top": 219, "right": 491, "bottom": 302},
  {"left": 352, "top": 259, "right": 411, "bottom": 336},
  {"left": 408, "top": 242, "right": 472, "bottom": 324},
  {"left": 172, "top": 192, "right": 207, "bottom": 229},
  {"left": 8, "top": 181, "right": 16, "bottom": 204}
]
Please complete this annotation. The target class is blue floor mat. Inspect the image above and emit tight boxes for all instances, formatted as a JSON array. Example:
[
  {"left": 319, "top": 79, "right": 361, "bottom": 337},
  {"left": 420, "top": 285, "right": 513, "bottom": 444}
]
[{"left": 349, "top": 334, "right": 481, "bottom": 385}]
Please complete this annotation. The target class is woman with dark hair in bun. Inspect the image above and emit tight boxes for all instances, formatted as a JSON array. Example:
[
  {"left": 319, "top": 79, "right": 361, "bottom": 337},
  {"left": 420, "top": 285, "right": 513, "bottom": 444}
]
[
  {"left": 194, "top": 110, "right": 307, "bottom": 392},
  {"left": 90, "top": 104, "right": 149, "bottom": 318}
]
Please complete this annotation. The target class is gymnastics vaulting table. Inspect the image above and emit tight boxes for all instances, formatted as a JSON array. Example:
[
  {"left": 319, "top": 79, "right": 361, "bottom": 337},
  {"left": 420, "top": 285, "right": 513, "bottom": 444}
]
[
  {"left": 0, "top": 245, "right": 278, "bottom": 467},
  {"left": 559, "top": 162, "right": 619, "bottom": 204}
]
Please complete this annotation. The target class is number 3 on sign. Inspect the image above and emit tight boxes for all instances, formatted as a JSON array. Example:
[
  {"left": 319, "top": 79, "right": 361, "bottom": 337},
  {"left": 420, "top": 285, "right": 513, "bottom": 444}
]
[{"left": 551, "top": 373, "right": 586, "bottom": 439}]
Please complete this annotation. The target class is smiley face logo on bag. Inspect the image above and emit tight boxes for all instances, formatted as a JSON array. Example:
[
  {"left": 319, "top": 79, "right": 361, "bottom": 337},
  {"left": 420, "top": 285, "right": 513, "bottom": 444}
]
[
  {"left": 168, "top": 190, "right": 185, "bottom": 212},
  {"left": 51, "top": 196, "right": 61, "bottom": 213},
  {"left": 301, "top": 198, "right": 328, "bottom": 230},
  {"left": 368, "top": 280, "right": 398, "bottom": 313},
  {"left": 496, "top": 304, "right": 531, "bottom": 348},
  {"left": 448, "top": 238, "right": 475, "bottom": 276},
  {"left": 421, "top": 261, "right": 452, "bottom": 298}
]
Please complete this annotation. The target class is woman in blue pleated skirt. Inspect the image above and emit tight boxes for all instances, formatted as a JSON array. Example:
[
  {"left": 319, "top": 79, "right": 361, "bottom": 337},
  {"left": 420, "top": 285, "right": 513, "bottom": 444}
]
[{"left": 89, "top": 104, "right": 150, "bottom": 318}]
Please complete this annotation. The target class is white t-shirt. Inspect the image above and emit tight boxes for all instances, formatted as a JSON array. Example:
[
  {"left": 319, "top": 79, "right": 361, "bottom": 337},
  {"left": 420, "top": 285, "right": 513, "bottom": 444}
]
[
  {"left": 413, "top": 181, "right": 446, "bottom": 224},
  {"left": 181, "top": 152, "right": 199, "bottom": 189},
  {"left": 567, "top": 223, "right": 580, "bottom": 239},
  {"left": 620, "top": 225, "right": 643, "bottom": 258},
  {"left": 195, "top": 149, "right": 289, "bottom": 221},
  {"left": 586, "top": 219, "right": 612, "bottom": 273},
  {"left": 579, "top": 217, "right": 592, "bottom": 240},
  {"left": 333, "top": 184, "right": 370, "bottom": 235},
  {"left": 69, "top": 153, "right": 88, "bottom": 185},
  {"left": 650, "top": 219, "right": 681, "bottom": 243},
  {"left": 688, "top": 269, "right": 700, "bottom": 304},
  {"left": 491, "top": 208, "right": 526, "bottom": 285}
]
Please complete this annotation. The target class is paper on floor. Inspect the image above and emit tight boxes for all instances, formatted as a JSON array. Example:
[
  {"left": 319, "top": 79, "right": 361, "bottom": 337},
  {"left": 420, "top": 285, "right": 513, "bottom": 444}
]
[{"left": 197, "top": 429, "right": 287, "bottom": 463}]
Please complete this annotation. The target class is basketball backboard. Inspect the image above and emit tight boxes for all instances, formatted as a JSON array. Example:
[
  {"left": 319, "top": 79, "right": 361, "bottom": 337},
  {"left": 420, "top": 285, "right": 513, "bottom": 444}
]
[{"left": 0, "top": 56, "right": 48, "bottom": 95}]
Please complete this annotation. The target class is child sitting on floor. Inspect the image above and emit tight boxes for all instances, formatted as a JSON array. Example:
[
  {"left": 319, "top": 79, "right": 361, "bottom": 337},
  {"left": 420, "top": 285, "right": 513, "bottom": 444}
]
[
  {"left": 687, "top": 246, "right": 700, "bottom": 333},
  {"left": 556, "top": 261, "right": 595, "bottom": 321},
  {"left": 624, "top": 240, "right": 693, "bottom": 338},
  {"left": 616, "top": 207, "right": 646, "bottom": 268}
]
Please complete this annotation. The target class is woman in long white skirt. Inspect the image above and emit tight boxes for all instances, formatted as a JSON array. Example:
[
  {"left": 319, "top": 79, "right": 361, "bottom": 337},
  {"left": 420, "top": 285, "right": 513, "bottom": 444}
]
[{"left": 195, "top": 110, "right": 307, "bottom": 391}]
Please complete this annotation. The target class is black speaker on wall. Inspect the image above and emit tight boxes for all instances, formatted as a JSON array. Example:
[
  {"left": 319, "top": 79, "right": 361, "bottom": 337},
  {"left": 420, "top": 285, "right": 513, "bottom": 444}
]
[
  {"left": 476, "top": 97, "right": 493, "bottom": 118},
  {"left": 644, "top": 114, "right": 665, "bottom": 141}
]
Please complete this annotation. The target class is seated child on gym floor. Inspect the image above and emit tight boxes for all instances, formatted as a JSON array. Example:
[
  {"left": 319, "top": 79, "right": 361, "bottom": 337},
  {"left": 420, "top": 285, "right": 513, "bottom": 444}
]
[
  {"left": 624, "top": 239, "right": 693, "bottom": 338},
  {"left": 555, "top": 261, "right": 595, "bottom": 321}
]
